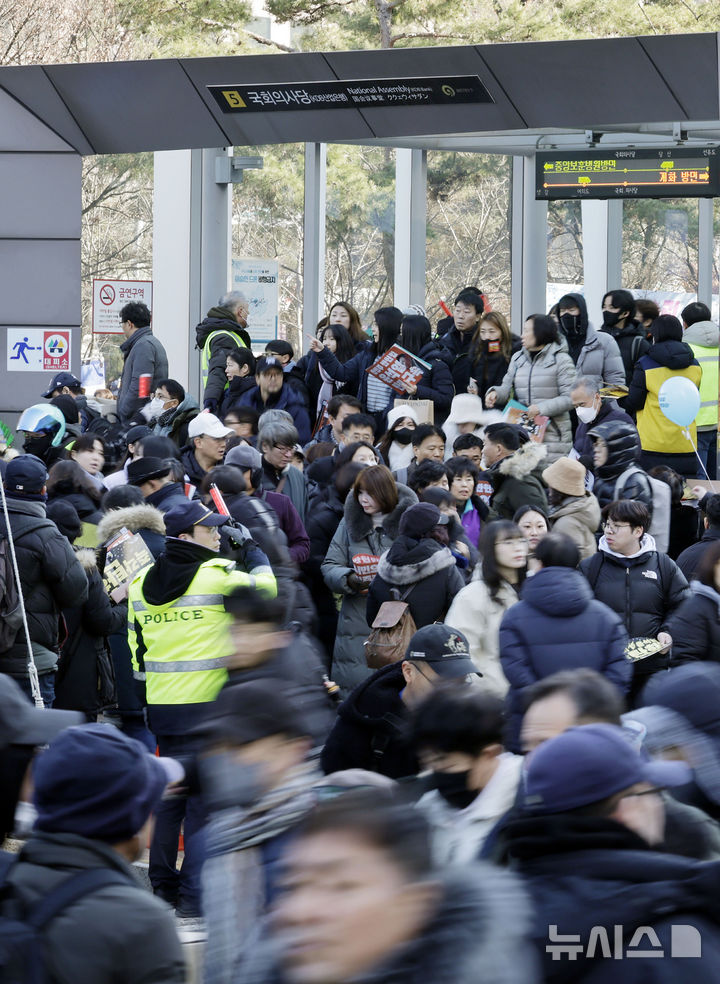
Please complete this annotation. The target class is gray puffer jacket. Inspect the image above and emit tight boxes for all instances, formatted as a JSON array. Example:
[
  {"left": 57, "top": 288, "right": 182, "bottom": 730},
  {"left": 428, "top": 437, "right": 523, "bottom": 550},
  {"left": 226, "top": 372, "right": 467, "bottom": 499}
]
[
  {"left": 562, "top": 324, "right": 625, "bottom": 388},
  {"left": 487, "top": 341, "right": 576, "bottom": 462},
  {"left": 6, "top": 831, "right": 185, "bottom": 984},
  {"left": 321, "top": 483, "right": 417, "bottom": 695}
]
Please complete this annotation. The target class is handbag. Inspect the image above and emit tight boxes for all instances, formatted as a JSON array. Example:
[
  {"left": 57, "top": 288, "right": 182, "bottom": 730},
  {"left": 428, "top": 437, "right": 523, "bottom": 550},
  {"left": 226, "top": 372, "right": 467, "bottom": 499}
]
[{"left": 364, "top": 585, "right": 417, "bottom": 669}]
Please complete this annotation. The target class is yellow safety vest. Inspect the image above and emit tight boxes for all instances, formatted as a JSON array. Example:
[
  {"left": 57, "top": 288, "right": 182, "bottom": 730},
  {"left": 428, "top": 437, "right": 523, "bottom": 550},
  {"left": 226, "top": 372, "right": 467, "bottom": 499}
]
[
  {"left": 201, "top": 329, "right": 248, "bottom": 390},
  {"left": 688, "top": 342, "right": 719, "bottom": 428},
  {"left": 128, "top": 556, "right": 276, "bottom": 707},
  {"left": 637, "top": 362, "right": 703, "bottom": 454}
]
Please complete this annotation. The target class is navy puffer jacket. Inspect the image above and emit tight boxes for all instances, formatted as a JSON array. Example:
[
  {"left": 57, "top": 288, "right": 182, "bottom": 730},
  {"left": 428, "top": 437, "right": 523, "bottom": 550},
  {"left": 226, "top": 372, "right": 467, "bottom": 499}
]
[{"left": 499, "top": 566, "right": 630, "bottom": 748}]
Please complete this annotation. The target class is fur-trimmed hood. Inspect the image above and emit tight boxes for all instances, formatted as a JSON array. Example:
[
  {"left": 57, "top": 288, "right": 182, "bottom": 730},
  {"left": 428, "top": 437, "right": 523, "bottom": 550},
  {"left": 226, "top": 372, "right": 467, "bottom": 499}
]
[
  {"left": 495, "top": 441, "right": 547, "bottom": 480},
  {"left": 377, "top": 535, "right": 457, "bottom": 585},
  {"left": 96, "top": 503, "right": 166, "bottom": 545},
  {"left": 344, "top": 483, "right": 418, "bottom": 541},
  {"left": 74, "top": 547, "right": 99, "bottom": 573},
  {"left": 237, "top": 864, "right": 537, "bottom": 984}
]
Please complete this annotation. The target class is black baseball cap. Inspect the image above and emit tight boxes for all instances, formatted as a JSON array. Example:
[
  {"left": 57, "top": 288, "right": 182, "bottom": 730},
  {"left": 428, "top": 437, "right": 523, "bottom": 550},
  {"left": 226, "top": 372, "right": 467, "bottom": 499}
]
[
  {"left": 127, "top": 457, "right": 172, "bottom": 486},
  {"left": 404, "top": 624, "right": 478, "bottom": 678},
  {"left": 164, "top": 501, "right": 229, "bottom": 538},
  {"left": 42, "top": 372, "right": 82, "bottom": 398}
]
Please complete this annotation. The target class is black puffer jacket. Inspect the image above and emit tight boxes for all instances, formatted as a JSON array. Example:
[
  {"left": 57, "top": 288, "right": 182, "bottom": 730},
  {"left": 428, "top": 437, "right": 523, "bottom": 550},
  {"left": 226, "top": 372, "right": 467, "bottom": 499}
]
[
  {"left": 468, "top": 335, "right": 522, "bottom": 402},
  {"left": 6, "top": 831, "right": 185, "bottom": 984},
  {"left": 411, "top": 341, "right": 455, "bottom": 422},
  {"left": 666, "top": 582, "right": 720, "bottom": 666},
  {"left": 55, "top": 548, "right": 126, "bottom": 715},
  {"left": 320, "top": 661, "right": 416, "bottom": 779},
  {"left": 0, "top": 497, "right": 88, "bottom": 677},
  {"left": 437, "top": 324, "right": 475, "bottom": 393},
  {"left": 588, "top": 419, "right": 653, "bottom": 512},
  {"left": 580, "top": 535, "right": 689, "bottom": 684},
  {"left": 366, "top": 534, "right": 464, "bottom": 628},
  {"left": 219, "top": 374, "right": 256, "bottom": 418},
  {"left": 505, "top": 813, "right": 720, "bottom": 984},
  {"left": 601, "top": 319, "right": 651, "bottom": 386}
]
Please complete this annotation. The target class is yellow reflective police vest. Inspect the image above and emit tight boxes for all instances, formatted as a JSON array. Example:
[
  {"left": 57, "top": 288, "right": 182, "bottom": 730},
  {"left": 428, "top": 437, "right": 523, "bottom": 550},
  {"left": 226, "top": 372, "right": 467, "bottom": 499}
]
[
  {"left": 637, "top": 361, "right": 703, "bottom": 454},
  {"left": 128, "top": 556, "right": 276, "bottom": 707},
  {"left": 201, "top": 328, "right": 248, "bottom": 391},
  {"left": 687, "top": 342, "right": 718, "bottom": 428}
]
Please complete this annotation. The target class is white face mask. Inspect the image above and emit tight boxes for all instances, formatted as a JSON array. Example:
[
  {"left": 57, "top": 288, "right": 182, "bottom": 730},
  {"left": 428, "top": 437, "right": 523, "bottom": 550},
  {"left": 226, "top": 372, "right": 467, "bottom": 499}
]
[
  {"left": 576, "top": 404, "right": 599, "bottom": 424},
  {"left": 143, "top": 396, "right": 166, "bottom": 420}
]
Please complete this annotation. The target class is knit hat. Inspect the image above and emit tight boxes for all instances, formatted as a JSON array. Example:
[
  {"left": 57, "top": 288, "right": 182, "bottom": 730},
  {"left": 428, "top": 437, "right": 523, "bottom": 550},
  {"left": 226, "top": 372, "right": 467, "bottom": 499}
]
[
  {"left": 4, "top": 454, "right": 48, "bottom": 499},
  {"left": 46, "top": 500, "right": 83, "bottom": 542},
  {"left": 651, "top": 314, "right": 683, "bottom": 343},
  {"left": 398, "top": 502, "right": 449, "bottom": 539},
  {"left": 402, "top": 304, "right": 427, "bottom": 318},
  {"left": 33, "top": 723, "right": 184, "bottom": 842},
  {"left": 542, "top": 457, "right": 586, "bottom": 498},
  {"left": 446, "top": 393, "right": 485, "bottom": 426},
  {"left": 386, "top": 405, "right": 419, "bottom": 430}
]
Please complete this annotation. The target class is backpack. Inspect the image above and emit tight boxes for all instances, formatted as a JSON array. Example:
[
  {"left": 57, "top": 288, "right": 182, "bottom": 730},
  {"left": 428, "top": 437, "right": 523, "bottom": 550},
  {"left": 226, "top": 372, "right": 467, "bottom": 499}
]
[
  {"left": 0, "top": 533, "right": 22, "bottom": 651},
  {"left": 364, "top": 586, "right": 417, "bottom": 670},
  {"left": 0, "top": 853, "right": 128, "bottom": 983},
  {"left": 86, "top": 416, "right": 127, "bottom": 470},
  {"left": 613, "top": 467, "right": 671, "bottom": 554}
]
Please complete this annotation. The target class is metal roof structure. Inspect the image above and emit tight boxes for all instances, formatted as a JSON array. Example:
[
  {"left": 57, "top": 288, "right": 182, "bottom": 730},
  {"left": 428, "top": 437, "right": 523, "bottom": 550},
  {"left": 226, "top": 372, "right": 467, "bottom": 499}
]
[{"left": 0, "top": 32, "right": 718, "bottom": 156}]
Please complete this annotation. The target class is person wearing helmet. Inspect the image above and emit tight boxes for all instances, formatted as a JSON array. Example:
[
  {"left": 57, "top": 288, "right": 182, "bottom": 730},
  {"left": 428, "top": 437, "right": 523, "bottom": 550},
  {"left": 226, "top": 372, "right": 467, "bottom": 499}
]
[{"left": 16, "top": 404, "right": 68, "bottom": 467}]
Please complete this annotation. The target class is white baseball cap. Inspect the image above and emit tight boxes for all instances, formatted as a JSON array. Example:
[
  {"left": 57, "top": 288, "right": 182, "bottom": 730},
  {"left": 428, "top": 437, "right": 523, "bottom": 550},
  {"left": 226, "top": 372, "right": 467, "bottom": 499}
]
[{"left": 188, "top": 411, "right": 233, "bottom": 440}]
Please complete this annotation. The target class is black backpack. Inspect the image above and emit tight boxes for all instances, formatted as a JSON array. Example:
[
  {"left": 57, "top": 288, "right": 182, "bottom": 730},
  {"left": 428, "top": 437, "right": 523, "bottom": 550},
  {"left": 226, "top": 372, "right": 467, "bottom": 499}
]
[{"left": 0, "top": 852, "right": 128, "bottom": 983}]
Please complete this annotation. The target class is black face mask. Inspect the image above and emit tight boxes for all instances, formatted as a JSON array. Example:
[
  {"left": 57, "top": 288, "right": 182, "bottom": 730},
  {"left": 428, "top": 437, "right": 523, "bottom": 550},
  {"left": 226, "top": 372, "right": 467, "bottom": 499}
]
[
  {"left": 431, "top": 769, "right": 476, "bottom": 810},
  {"left": 560, "top": 313, "right": 581, "bottom": 336},
  {"left": 23, "top": 433, "right": 52, "bottom": 459},
  {"left": 393, "top": 427, "right": 414, "bottom": 446},
  {"left": 602, "top": 310, "right": 621, "bottom": 330}
]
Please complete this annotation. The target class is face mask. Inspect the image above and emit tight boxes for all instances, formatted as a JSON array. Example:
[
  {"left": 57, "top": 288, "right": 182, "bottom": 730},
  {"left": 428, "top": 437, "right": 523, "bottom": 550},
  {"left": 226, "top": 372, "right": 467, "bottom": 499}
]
[
  {"left": 23, "top": 433, "right": 52, "bottom": 459},
  {"left": 393, "top": 427, "right": 414, "bottom": 445},
  {"left": 576, "top": 404, "right": 599, "bottom": 424},
  {"left": 602, "top": 310, "right": 621, "bottom": 330},
  {"left": 197, "top": 755, "right": 265, "bottom": 813},
  {"left": 431, "top": 769, "right": 476, "bottom": 810},
  {"left": 13, "top": 800, "right": 37, "bottom": 839},
  {"left": 145, "top": 397, "right": 166, "bottom": 419},
  {"left": 560, "top": 313, "right": 581, "bottom": 336}
]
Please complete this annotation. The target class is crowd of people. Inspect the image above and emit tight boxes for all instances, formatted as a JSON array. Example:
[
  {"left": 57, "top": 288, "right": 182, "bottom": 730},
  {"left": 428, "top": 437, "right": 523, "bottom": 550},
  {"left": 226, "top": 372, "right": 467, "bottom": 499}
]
[{"left": 2, "top": 287, "right": 720, "bottom": 983}]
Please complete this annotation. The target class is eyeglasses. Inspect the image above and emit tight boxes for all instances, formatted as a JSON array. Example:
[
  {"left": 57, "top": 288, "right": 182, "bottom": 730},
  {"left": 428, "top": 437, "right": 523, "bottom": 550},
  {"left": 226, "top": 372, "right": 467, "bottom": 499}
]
[
  {"left": 602, "top": 522, "right": 631, "bottom": 534},
  {"left": 622, "top": 787, "right": 664, "bottom": 799}
]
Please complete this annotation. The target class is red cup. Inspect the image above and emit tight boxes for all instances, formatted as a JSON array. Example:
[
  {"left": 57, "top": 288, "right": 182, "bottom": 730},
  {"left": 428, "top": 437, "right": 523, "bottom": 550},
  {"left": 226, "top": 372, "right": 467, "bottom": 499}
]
[{"left": 138, "top": 374, "right": 152, "bottom": 399}]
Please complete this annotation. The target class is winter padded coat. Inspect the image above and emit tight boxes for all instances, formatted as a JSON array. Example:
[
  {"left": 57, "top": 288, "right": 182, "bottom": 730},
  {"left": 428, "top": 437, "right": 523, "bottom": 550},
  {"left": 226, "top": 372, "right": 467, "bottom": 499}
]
[
  {"left": 486, "top": 441, "right": 549, "bottom": 521},
  {"left": 665, "top": 583, "right": 720, "bottom": 666},
  {"left": 117, "top": 326, "right": 169, "bottom": 425},
  {"left": 238, "top": 382, "right": 312, "bottom": 446},
  {"left": 499, "top": 566, "right": 630, "bottom": 746},
  {"left": 0, "top": 497, "right": 89, "bottom": 677},
  {"left": 366, "top": 534, "right": 465, "bottom": 628},
  {"left": 195, "top": 308, "right": 251, "bottom": 410},
  {"left": 573, "top": 399, "right": 635, "bottom": 473},
  {"left": 410, "top": 341, "right": 455, "bottom": 421},
  {"left": 487, "top": 341, "right": 577, "bottom": 461},
  {"left": 445, "top": 575, "right": 520, "bottom": 697},
  {"left": 580, "top": 535, "right": 690, "bottom": 685},
  {"left": 54, "top": 548, "right": 125, "bottom": 715},
  {"left": 321, "top": 483, "right": 417, "bottom": 695},
  {"left": 468, "top": 335, "right": 523, "bottom": 403},
  {"left": 601, "top": 320, "right": 651, "bottom": 386},
  {"left": 587, "top": 419, "right": 653, "bottom": 513},
  {"left": 557, "top": 292, "right": 626, "bottom": 388},
  {"left": 548, "top": 493, "right": 601, "bottom": 560},
  {"left": 684, "top": 319, "right": 719, "bottom": 430},
  {"left": 437, "top": 324, "right": 476, "bottom": 393}
]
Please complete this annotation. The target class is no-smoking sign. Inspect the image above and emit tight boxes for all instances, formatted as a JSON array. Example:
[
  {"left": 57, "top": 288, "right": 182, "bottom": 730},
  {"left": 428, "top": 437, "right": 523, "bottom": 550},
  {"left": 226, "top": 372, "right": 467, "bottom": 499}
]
[{"left": 92, "top": 278, "right": 152, "bottom": 334}]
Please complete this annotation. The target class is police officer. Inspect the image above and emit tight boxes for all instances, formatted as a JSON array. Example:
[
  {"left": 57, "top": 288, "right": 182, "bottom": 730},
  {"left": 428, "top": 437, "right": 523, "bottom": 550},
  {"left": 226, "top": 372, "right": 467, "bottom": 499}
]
[{"left": 128, "top": 499, "right": 276, "bottom": 919}]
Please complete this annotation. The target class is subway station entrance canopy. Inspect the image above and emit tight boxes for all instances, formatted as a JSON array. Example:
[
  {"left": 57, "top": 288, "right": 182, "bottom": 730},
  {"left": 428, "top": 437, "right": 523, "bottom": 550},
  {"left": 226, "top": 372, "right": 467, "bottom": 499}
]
[{"left": 1, "top": 32, "right": 719, "bottom": 155}]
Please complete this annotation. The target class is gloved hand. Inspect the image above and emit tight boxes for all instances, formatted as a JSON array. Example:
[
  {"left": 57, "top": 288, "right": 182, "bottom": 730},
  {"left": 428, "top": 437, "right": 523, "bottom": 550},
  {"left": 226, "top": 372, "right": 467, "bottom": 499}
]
[
  {"left": 203, "top": 398, "right": 218, "bottom": 414},
  {"left": 347, "top": 572, "right": 366, "bottom": 593}
]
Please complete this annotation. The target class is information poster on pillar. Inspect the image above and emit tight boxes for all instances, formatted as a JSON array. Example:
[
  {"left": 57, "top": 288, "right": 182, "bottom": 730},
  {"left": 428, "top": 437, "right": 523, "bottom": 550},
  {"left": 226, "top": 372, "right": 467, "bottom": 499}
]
[
  {"left": 6, "top": 329, "right": 71, "bottom": 373},
  {"left": 92, "top": 279, "right": 153, "bottom": 335},
  {"left": 231, "top": 258, "right": 279, "bottom": 345}
]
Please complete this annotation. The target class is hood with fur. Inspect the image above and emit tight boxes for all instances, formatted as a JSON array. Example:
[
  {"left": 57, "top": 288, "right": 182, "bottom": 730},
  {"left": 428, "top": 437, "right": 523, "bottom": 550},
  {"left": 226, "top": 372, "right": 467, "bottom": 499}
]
[
  {"left": 377, "top": 535, "right": 457, "bottom": 585},
  {"left": 96, "top": 503, "right": 166, "bottom": 545},
  {"left": 344, "top": 483, "right": 418, "bottom": 542},
  {"left": 74, "top": 547, "right": 98, "bottom": 573},
  {"left": 684, "top": 320, "right": 719, "bottom": 349},
  {"left": 496, "top": 440, "right": 547, "bottom": 480}
]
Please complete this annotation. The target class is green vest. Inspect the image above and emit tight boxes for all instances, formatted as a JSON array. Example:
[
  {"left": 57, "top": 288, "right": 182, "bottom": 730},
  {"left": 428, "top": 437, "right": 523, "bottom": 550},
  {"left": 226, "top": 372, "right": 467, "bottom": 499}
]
[
  {"left": 128, "top": 556, "right": 275, "bottom": 707},
  {"left": 201, "top": 328, "right": 248, "bottom": 389},
  {"left": 688, "top": 342, "right": 719, "bottom": 428}
]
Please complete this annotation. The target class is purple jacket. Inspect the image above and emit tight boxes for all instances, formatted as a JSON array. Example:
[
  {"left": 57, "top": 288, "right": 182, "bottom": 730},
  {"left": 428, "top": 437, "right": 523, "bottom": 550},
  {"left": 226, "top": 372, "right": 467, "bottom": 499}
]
[{"left": 258, "top": 489, "right": 311, "bottom": 565}]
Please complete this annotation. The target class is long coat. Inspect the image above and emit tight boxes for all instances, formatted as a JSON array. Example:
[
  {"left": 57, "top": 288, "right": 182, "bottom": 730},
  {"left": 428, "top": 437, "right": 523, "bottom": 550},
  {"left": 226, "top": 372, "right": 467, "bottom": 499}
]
[
  {"left": 487, "top": 341, "right": 576, "bottom": 461},
  {"left": 321, "top": 483, "right": 417, "bottom": 695}
]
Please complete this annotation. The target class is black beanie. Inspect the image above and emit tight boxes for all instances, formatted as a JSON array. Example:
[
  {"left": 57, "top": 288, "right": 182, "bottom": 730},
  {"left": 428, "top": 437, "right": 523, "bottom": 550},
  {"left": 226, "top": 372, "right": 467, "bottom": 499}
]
[
  {"left": 651, "top": 315, "right": 683, "bottom": 343},
  {"left": 46, "top": 500, "right": 83, "bottom": 542}
]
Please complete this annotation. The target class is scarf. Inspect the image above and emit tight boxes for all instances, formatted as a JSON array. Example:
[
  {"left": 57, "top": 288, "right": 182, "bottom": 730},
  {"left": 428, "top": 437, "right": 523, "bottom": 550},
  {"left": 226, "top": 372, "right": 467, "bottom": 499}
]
[
  {"left": 317, "top": 362, "right": 335, "bottom": 419},
  {"left": 203, "top": 760, "right": 321, "bottom": 984}
]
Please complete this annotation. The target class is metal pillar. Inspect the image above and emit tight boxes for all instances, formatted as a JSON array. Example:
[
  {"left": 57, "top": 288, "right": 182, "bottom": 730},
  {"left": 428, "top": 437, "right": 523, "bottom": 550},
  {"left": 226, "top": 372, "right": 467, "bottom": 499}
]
[
  {"left": 394, "top": 148, "right": 427, "bottom": 310},
  {"left": 511, "top": 155, "right": 548, "bottom": 326},
  {"left": 698, "top": 198, "right": 714, "bottom": 311},
  {"left": 153, "top": 148, "right": 231, "bottom": 398},
  {"left": 303, "top": 142, "right": 327, "bottom": 339},
  {"left": 581, "top": 199, "right": 623, "bottom": 322}
]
